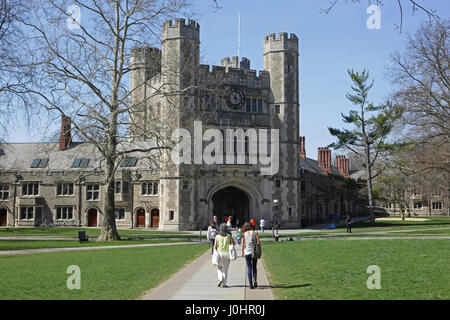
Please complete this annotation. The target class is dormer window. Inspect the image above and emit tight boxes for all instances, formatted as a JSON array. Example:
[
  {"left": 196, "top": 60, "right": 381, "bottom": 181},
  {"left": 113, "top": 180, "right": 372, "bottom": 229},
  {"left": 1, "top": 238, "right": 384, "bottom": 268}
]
[
  {"left": 30, "top": 159, "right": 49, "bottom": 168},
  {"left": 72, "top": 158, "right": 90, "bottom": 168},
  {"left": 120, "top": 157, "right": 138, "bottom": 167}
]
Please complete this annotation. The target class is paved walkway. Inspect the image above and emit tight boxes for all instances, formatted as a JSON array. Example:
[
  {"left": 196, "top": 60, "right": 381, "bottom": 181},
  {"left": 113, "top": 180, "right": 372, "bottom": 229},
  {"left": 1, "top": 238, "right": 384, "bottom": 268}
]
[{"left": 141, "top": 243, "right": 274, "bottom": 300}]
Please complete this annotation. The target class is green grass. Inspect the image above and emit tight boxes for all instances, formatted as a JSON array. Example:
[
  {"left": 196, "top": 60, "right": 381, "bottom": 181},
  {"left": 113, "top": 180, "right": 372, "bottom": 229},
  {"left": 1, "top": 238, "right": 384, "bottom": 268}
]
[
  {"left": 0, "top": 239, "right": 197, "bottom": 251},
  {"left": 0, "top": 243, "right": 209, "bottom": 299},
  {"left": 333, "top": 216, "right": 450, "bottom": 233},
  {"left": 263, "top": 239, "right": 450, "bottom": 300}
]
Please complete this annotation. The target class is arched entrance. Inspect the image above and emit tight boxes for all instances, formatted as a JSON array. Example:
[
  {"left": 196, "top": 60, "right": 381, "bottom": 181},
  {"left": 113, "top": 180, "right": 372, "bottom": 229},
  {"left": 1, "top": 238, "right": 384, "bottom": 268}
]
[
  {"left": 212, "top": 186, "right": 249, "bottom": 227},
  {"left": 87, "top": 208, "right": 97, "bottom": 227},
  {"left": 150, "top": 209, "right": 159, "bottom": 228},
  {"left": 0, "top": 208, "right": 7, "bottom": 226},
  {"left": 137, "top": 208, "right": 146, "bottom": 228}
]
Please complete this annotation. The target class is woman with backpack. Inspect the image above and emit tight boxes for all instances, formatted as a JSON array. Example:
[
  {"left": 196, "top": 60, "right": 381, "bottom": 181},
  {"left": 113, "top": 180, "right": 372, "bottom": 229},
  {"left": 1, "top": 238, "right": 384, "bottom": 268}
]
[{"left": 241, "top": 222, "right": 262, "bottom": 289}]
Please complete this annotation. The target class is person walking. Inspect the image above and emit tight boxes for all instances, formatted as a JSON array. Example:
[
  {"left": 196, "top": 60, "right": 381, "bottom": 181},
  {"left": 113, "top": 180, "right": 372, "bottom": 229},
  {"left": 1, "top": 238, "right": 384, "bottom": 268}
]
[
  {"left": 227, "top": 216, "right": 233, "bottom": 235},
  {"left": 250, "top": 218, "right": 256, "bottom": 230},
  {"left": 241, "top": 222, "right": 262, "bottom": 289},
  {"left": 236, "top": 228, "right": 242, "bottom": 245},
  {"left": 346, "top": 214, "right": 352, "bottom": 234},
  {"left": 214, "top": 223, "right": 236, "bottom": 288},
  {"left": 207, "top": 221, "right": 218, "bottom": 254},
  {"left": 260, "top": 217, "right": 265, "bottom": 233}
]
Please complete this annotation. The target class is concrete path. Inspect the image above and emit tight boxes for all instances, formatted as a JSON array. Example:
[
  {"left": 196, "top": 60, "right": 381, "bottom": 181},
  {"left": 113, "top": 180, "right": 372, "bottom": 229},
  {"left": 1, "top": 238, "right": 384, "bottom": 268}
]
[{"left": 141, "top": 244, "right": 274, "bottom": 300}]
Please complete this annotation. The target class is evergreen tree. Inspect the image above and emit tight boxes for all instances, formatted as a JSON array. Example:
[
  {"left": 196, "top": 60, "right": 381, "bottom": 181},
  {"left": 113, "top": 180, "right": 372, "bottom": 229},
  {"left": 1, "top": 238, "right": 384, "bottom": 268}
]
[{"left": 328, "top": 69, "right": 403, "bottom": 225}]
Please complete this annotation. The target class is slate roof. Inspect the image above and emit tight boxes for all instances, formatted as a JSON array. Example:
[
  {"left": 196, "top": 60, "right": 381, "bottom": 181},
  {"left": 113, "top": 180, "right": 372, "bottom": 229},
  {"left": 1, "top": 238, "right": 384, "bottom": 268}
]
[
  {"left": 0, "top": 141, "right": 160, "bottom": 172},
  {"left": 300, "top": 158, "right": 343, "bottom": 176}
]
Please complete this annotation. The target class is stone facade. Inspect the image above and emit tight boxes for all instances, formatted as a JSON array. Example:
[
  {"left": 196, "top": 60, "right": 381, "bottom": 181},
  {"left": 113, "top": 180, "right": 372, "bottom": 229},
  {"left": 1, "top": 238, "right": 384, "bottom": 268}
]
[
  {"left": 299, "top": 137, "right": 366, "bottom": 225},
  {"left": 128, "top": 19, "right": 301, "bottom": 230},
  {"left": 0, "top": 19, "right": 368, "bottom": 231}
]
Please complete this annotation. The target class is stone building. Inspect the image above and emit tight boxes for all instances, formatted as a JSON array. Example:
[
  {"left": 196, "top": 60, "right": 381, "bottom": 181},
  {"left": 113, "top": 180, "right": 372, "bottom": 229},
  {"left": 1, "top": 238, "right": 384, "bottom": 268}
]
[
  {"left": 299, "top": 137, "right": 366, "bottom": 225},
  {"left": 0, "top": 19, "right": 390, "bottom": 230},
  {"left": 0, "top": 18, "right": 302, "bottom": 230}
]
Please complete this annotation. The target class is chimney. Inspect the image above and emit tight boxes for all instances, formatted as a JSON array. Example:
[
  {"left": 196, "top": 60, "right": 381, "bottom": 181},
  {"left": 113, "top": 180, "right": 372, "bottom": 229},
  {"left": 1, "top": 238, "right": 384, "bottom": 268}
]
[
  {"left": 299, "top": 136, "right": 306, "bottom": 160},
  {"left": 59, "top": 115, "right": 72, "bottom": 150},
  {"left": 336, "top": 155, "right": 350, "bottom": 178},
  {"left": 318, "top": 147, "right": 332, "bottom": 174}
]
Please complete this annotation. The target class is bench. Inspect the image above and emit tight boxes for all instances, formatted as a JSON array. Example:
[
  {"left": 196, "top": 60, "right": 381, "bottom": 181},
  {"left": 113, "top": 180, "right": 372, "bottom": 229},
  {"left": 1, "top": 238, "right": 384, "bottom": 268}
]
[{"left": 78, "top": 231, "right": 89, "bottom": 243}]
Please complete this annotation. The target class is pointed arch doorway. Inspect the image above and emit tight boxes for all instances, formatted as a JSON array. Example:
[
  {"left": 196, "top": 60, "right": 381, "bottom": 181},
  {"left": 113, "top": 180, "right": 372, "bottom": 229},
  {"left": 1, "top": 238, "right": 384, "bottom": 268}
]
[{"left": 212, "top": 186, "right": 249, "bottom": 227}]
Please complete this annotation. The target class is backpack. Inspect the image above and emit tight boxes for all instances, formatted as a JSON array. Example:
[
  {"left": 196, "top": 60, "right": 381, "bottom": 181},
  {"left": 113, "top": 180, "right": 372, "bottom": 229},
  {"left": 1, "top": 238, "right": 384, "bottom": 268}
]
[{"left": 252, "top": 231, "right": 261, "bottom": 259}]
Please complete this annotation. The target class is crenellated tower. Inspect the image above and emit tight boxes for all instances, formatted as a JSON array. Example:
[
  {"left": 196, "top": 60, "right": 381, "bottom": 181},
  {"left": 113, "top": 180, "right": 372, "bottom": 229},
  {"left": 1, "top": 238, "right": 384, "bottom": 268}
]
[
  {"left": 130, "top": 47, "right": 161, "bottom": 140},
  {"left": 161, "top": 18, "right": 200, "bottom": 95},
  {"left": 264, "top": 32, "right": 301, "bottom": 227},
  {"left": 160, "top": 19, "right": 201, "bottom": 231}
]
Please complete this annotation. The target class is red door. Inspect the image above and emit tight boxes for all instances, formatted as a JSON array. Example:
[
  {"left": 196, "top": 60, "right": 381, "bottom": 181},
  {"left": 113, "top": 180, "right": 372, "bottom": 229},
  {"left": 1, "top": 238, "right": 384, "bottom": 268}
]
[
  {"left": 0, "top": 209, "right": 7, "bottom": 226},
  {"left": 137, "top": 209, "right": 146, "bottom": 227},
  {"left": 87, "top": 209, "right": 97, "bottom": 227},
  {"left": 151, "top": 209, "right": 159, "bottom": 228}
]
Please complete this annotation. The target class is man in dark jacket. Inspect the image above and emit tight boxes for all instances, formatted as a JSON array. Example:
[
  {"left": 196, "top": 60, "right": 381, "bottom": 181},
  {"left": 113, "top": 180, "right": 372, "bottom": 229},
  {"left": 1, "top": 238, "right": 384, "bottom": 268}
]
[{"left": 346, "top": 215, "right": 352, "bottom": 234}]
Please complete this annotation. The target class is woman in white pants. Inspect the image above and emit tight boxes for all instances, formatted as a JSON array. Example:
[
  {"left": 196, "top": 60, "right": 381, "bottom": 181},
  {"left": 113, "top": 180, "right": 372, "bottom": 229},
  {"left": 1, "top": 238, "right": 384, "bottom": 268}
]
[{"left": 214, "top": 223, "right": 236, "bottom": 288}]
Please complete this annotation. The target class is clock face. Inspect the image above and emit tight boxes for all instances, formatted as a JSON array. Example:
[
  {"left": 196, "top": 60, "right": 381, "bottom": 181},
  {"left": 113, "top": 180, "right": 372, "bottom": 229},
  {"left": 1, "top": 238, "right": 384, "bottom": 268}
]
[{"left": 226, "top": 87, "right": 246, "bottom": 109}]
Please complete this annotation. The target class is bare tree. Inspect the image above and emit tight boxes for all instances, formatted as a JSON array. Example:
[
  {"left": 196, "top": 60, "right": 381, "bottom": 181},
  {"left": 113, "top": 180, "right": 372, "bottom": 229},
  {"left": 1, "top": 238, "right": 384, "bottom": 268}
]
[
  {"left": 12, "top": 0, "right": 214, "bottom": 240},
  {"left": 0, "top": 0, "right": 28, "bottom": 137},
  {"left": 320, "top": 0, "right": 438, "bottom": 32},
  {"left": 387, "top": 19, "right": 449, "bottom": 188}
]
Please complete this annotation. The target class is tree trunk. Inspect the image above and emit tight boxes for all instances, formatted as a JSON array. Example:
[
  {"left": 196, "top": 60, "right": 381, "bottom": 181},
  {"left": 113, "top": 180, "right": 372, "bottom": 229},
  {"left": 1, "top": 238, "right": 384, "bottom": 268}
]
[
  {"left": 97, "top": 113, "right": 121, "bottom": 241},
  {"left": 97, "top": 159, "right": 121, "bottom": 241},
  {"left": 365, "top": 146, "right": 375, "bottom": 226}
]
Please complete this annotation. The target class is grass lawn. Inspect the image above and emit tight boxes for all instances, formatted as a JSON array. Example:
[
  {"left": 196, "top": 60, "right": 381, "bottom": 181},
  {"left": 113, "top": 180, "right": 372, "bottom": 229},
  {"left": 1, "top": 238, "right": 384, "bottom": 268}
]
[
  {"left": 0, "top": 243, "right": 209, "bottom": 299},
  {"left": 332, "top": 216, "right": 450, "bottom": 233},
  {"left": 0, "top": 239, "right": 197, "bottom": 251},
  {"left": 262, "top": 239, "right": 450, "bottom": 300}
]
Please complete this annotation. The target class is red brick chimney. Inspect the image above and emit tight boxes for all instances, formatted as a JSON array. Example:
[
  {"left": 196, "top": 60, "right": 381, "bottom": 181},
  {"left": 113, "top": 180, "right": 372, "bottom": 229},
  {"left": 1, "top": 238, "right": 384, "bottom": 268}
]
[
  {"left": 318, "top": 147, "right": 332, "bottom": 174},
  {"left": 59, "top": 115, "right": 72, "bottom": 150},
  {"left": 336, "top": 155, "right": 350, "bottom": 178},
  {"left": 299, "top": 136, "right": 306, "bottom": 160}
]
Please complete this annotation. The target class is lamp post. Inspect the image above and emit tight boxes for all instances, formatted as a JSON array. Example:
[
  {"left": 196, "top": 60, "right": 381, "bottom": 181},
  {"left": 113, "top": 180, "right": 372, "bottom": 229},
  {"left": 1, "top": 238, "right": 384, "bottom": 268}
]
[{"left": 272, "top": 199, "right": 278, "bottom": 240}]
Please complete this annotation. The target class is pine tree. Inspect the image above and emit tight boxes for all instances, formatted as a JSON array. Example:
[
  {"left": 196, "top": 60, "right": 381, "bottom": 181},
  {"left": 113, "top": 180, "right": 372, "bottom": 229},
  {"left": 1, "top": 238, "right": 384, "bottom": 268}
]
[{"left": 328, "top": 69, "right": 403, "bottom": 225}]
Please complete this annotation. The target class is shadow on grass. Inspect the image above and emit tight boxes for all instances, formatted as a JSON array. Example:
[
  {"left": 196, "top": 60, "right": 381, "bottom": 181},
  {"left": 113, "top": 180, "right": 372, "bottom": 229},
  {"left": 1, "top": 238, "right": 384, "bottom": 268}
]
[{"left": 260, "top": 284, "right": 311, "bottom": 289}]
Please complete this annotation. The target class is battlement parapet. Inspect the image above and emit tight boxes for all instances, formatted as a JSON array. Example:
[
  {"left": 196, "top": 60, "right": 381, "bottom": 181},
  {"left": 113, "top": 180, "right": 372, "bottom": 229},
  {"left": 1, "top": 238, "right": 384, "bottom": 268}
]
[
  {"left": 198, "top": 64, "right": 270, "bottom": 88},
  {"left": 263, "top": 32, "right": 299, "bottom": 54},
  {"left": 162, "top": 18, "right": 200, "bottom": 41},
  {"left": 264, "top": 32, "right": 298, "bottom": 43},
  {"left": 220, "top": 56, "right": 250, "bottom": 70},
  {"left": 131, "top": 46, "right": 161, "bottom": 64}
]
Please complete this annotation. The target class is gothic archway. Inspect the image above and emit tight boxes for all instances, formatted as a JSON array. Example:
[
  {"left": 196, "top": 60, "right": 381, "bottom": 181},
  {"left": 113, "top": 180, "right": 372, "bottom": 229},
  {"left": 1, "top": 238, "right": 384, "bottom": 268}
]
[{"left": 212, "top": 186, "right": 249, "bottom": 227}]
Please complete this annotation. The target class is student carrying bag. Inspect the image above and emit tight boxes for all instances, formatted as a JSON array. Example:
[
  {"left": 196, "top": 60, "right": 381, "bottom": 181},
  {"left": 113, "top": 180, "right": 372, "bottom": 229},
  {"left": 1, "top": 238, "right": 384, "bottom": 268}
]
[{"left": 252, "top": 231, "right": 261, "bottom": 259}]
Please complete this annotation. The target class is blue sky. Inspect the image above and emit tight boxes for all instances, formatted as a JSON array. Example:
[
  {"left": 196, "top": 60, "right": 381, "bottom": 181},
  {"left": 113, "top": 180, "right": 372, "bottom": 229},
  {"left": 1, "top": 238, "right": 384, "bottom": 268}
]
[{"left": 8, "top": 0, "right": 449, "bottom": 160}]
